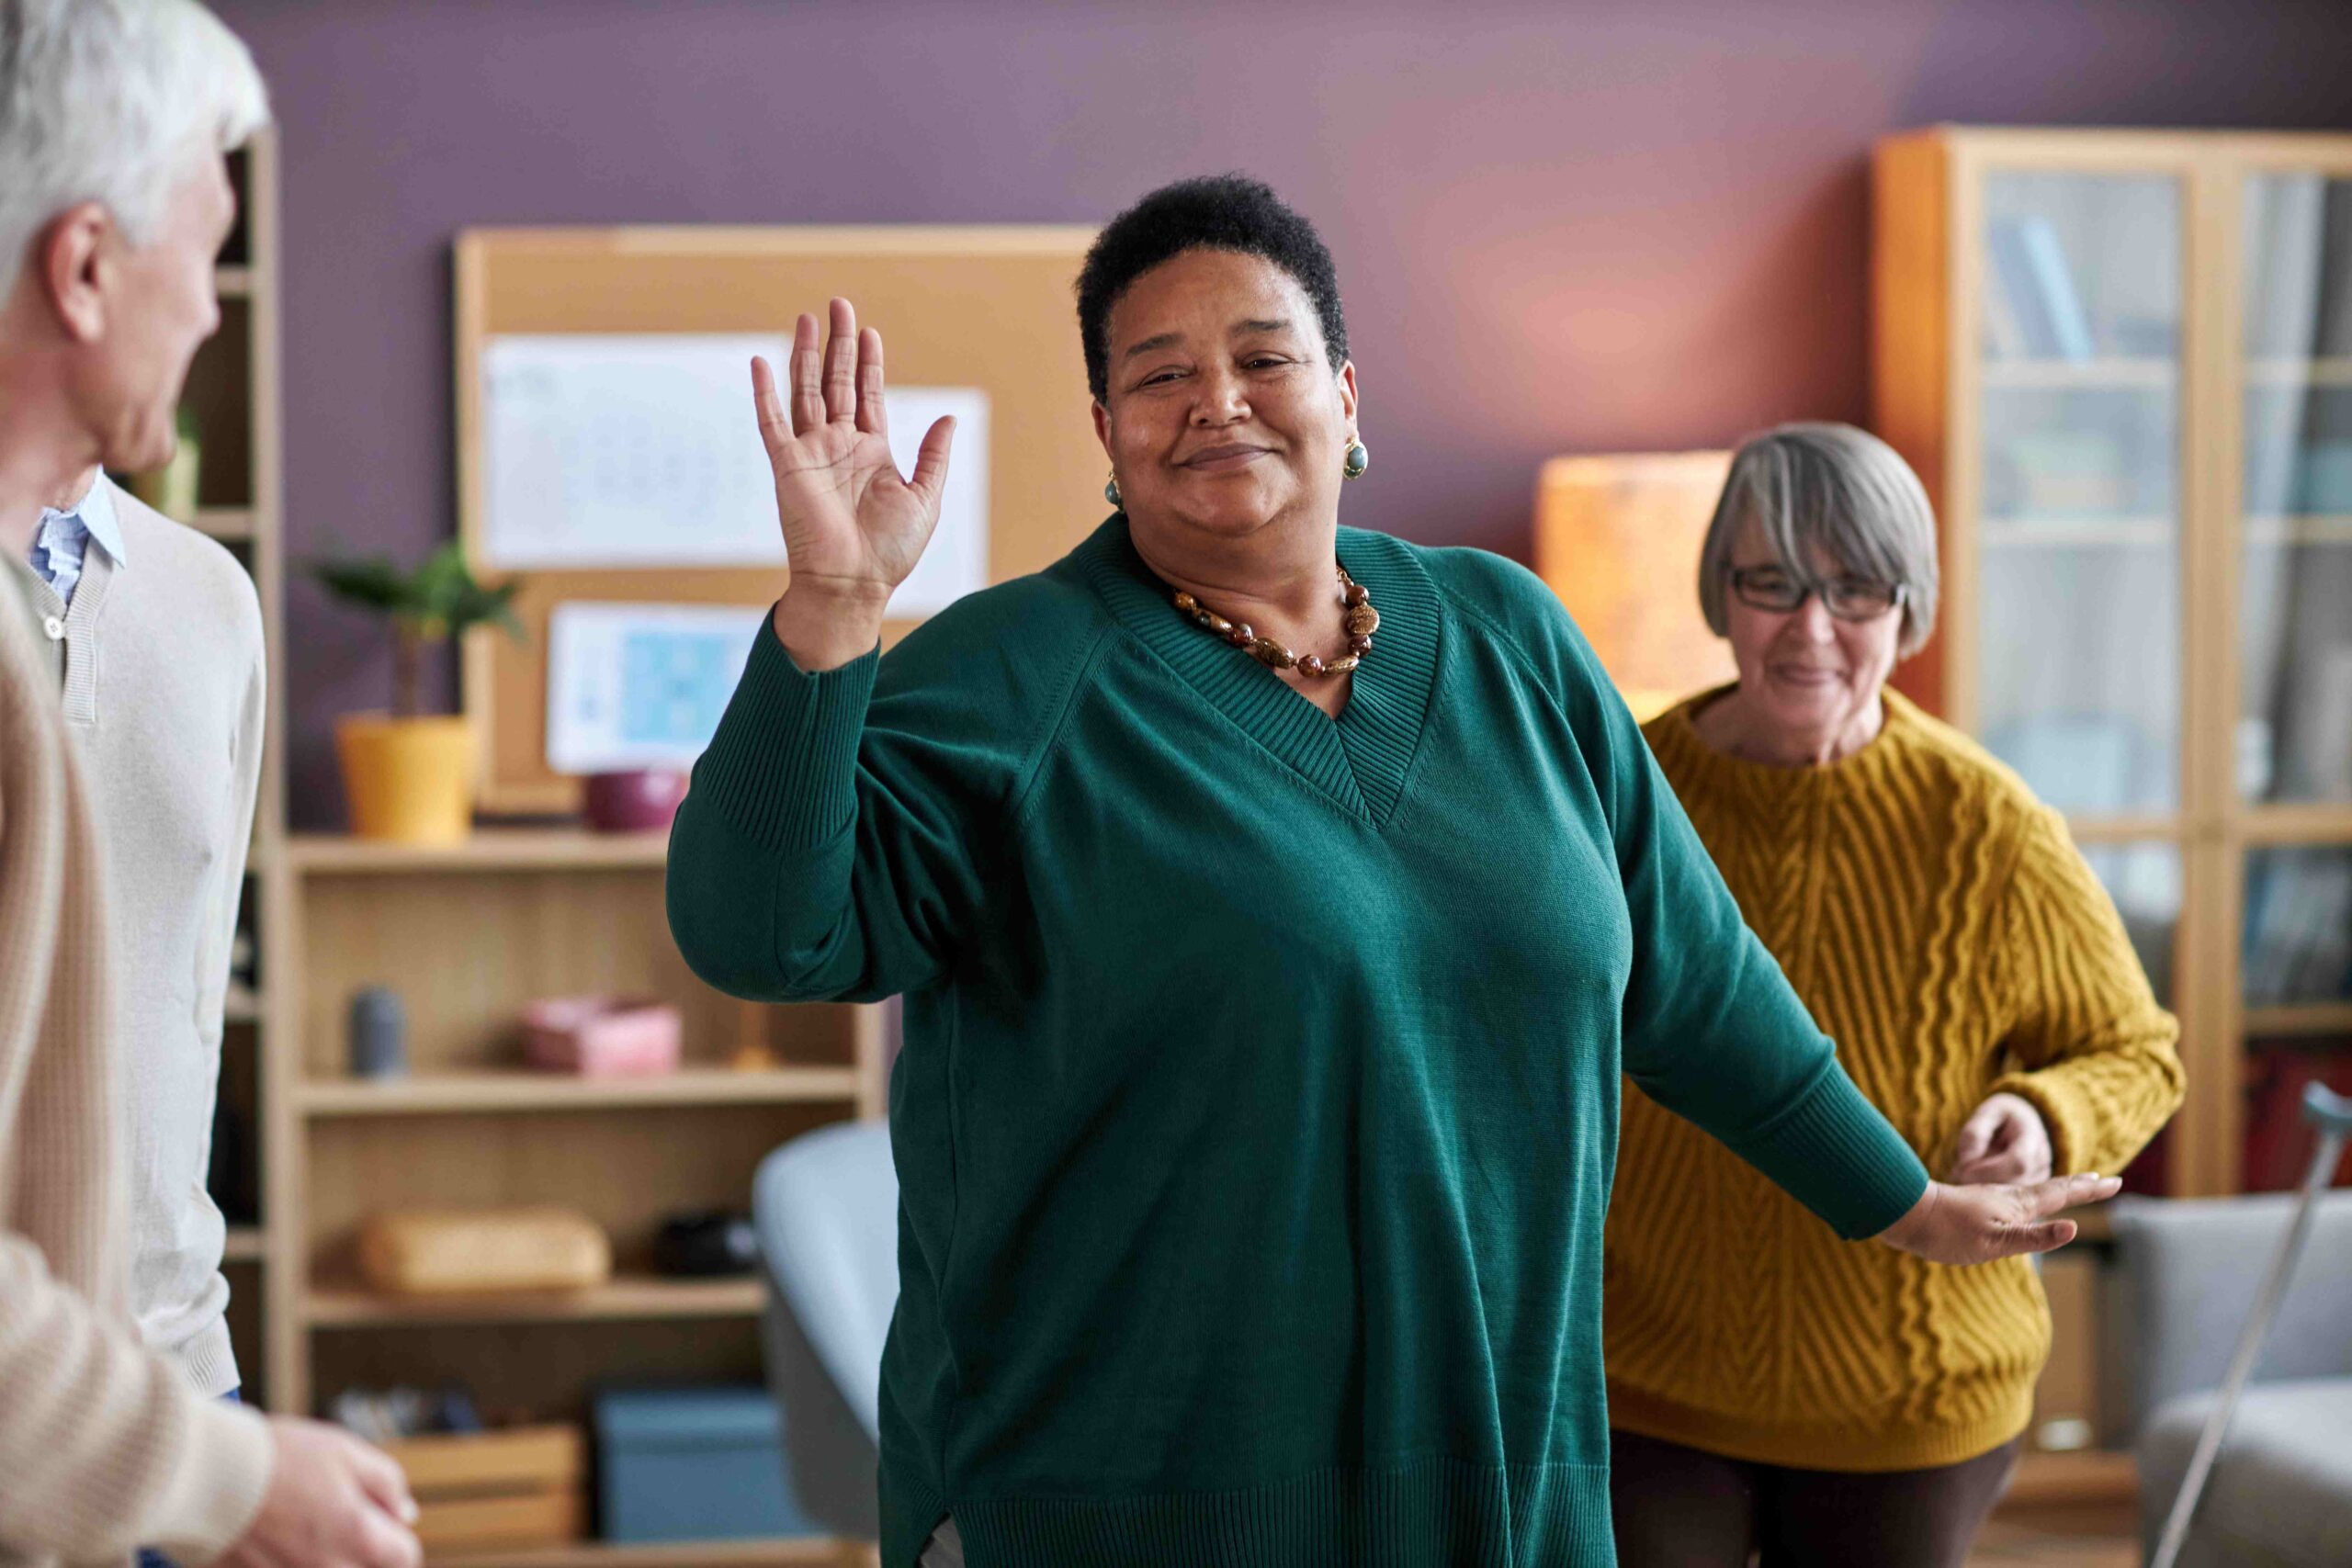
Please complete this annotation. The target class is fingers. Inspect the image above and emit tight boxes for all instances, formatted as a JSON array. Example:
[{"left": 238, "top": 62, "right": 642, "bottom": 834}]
[
  {"left": 909, "top": 415, "right": 956, "bottom": 507},
  {"left": 345, "top": 1435, "right": 418, "bottom": 1525},
  {"left": 355, "top": 1500, "right": 423, "bottom": 1568},
  {"left": 2003, "top": 1217, "right": 2078, "bottom": 1258},
  {"left": 822, "top": 298, "right": 858, "bottom": 424},
  {"left": 788, "top": 312, "right": 824, "bottom": 434},
  {"left": 1949, "top": 1111, "right": 1993, "bottom": 1173},
  {"left": 1951, "top": 1150, "right": 2032, "bottom": 1186},
  {"left": 854, "top": 326, "right": 889, "bottom": 438},
  {"left": 750, "top": 356, "right": 790, "bottom": 454},
  {"left": 2020, "top": 1171, "right": 2120, "bottom": 1219}
]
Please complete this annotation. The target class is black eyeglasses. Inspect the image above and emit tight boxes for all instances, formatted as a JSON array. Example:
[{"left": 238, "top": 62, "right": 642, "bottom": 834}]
[{"left": 1724, "top": 564, "right": 1906, "bottom": 622}]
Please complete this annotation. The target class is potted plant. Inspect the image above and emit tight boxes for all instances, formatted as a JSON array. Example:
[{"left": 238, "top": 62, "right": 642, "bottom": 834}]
[{"left": 316, "top": 542, "right": 523, "bottom": 843}]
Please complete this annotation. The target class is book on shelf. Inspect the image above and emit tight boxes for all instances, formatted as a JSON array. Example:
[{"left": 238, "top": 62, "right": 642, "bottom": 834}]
[
  {"left": 2242, "top": 852, "right": 2352, "bottom": 1009},
  {"left": 2242, "top": 1043, "right": 2352, "bottom": 1192},
  {"left": 1987, "top": 215, "right": 2096, "bottom": 363}
]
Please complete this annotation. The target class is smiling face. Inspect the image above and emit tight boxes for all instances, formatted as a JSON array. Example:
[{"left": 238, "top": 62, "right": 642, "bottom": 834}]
[
  {"left": 1722, "top": 515, "right": 1904, "bottom": 754},
  {"left": 1091, "top": 247, "right": 1357, "bottom": 546}
]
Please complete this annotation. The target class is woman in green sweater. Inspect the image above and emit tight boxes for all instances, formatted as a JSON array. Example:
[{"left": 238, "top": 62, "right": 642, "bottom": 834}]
[{"left": 666, "top": 176, "right": 2118, "bottom": 1568}]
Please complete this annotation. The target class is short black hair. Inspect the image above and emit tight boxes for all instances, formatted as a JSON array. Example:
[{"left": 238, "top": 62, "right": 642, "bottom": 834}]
[{"left": 1077, "top": 174, "right": 1349, "bottom": 401}]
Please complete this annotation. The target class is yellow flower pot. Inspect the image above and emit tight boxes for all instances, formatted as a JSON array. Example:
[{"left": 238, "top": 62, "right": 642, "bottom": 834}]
[{"left": 336, "top": 715, "right": 475, "bottom": 844}]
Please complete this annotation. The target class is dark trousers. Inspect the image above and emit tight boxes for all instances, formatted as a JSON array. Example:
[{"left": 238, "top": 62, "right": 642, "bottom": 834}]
[
  {"left": 139, "top": 1388, "right": 241, "bottom": 1568},
  {"left": 1610, "top": 1427, "right": 2023, "bottom": 1568}
]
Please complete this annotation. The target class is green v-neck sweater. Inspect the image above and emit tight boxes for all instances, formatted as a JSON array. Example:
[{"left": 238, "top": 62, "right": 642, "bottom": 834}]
[{"left": 667, "top": 516, "right": 1929, "bottom": 1568}]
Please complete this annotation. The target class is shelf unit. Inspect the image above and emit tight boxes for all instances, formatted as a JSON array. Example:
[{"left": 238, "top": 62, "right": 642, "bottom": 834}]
[
  {"left": 1875, "top": 126, "right": 2352, "bottom": 1201},
  {"left": 1874, "top": 127, "right": 2352, "bottom": 1476},
  {"left": 258, "top": 833, "right": 888, "bottom": 1427}
]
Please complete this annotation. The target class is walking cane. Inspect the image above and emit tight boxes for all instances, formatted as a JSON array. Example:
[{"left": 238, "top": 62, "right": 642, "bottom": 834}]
[{"left": 2147, "top": 1080, "right": 2352, "bottom": 1568}]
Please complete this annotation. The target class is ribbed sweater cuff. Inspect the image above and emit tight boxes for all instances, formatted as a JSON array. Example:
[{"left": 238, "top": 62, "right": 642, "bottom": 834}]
[
  {"left": 690, "top": 611, "right": 878, "bottom": 852},
  {"left": 151, "top": 1397, "right": 272, "bottom": 1563},
  {"left": 1730, "top": 1062, "right": 1930, "bottom": 1241}
]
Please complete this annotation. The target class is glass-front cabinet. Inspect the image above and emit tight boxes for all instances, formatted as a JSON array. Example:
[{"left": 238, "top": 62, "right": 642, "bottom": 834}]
[{"left": 1874, "top": 130, "right": 2352, "bottom": 1201}]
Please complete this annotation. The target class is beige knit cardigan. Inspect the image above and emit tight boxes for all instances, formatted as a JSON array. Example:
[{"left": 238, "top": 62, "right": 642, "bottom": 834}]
[{"left": 0, "top": 572, "right": 271, "bottom": 1566}]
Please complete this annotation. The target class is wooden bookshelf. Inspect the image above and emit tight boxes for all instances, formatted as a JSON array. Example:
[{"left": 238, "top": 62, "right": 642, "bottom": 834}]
[
  {"left": 1874, "top": 125, "right": 2352, "bottom": 1202},
  {"left": 1875, "top": 127, "right": 2352, "bottom": 1491},
  {"left": 262, "top": 825, "right": 888, "bottom": 1430}
]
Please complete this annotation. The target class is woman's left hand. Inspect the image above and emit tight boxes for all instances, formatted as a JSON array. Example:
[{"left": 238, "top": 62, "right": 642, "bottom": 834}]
[
  {"left": 1947, "top": 1092, "right": 2053, "bottom": 1185},
  {"left": 1875, "top": 1172, "right": 2120, "bottom": 1266}
]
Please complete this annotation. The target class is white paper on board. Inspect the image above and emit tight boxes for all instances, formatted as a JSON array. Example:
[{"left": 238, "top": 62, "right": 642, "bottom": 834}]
[
  {"left": 545, "top": 601, "right": 770, "bottom": 773},
  {"left": 883, "top": 387, "right": 990, "bottom": 616},
  {"left": 482, "top": 333, "right": 790, "bottom": 569}
]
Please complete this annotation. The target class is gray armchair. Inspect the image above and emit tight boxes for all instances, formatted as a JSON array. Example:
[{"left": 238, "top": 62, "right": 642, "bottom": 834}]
[
  {"left": 2109, "top": 1190, "right": 2352, "bottom": 1567},
  {"left": 753, "top": 1120, "right": 899, "bottom": 1544}
]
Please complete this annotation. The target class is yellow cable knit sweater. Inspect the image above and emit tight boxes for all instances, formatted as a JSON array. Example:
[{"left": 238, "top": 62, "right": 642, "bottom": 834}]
[{"left": 1603, "top": 687, "right": 2184, "bottom": 1472}]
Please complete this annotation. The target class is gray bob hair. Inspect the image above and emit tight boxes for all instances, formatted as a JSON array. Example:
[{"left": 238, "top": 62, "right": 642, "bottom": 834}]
[
  {"left": 0, "top": 0, "right": 269, "bottom": 299},
  {"left": 1696, "top": 422, "right": 1939, "bottom": 658}
]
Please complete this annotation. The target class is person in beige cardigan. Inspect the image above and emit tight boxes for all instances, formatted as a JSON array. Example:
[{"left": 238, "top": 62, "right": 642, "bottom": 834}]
[{"left": 0, "top": 3, "right": 417, "bottom": 1564}]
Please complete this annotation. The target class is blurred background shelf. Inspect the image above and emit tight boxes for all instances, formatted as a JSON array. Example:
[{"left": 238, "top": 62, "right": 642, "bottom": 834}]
[
  {"left": 306, "top": 1275, "right": 764, "bottom": 1327},
  {"left": 285, "top": 829, "right": 672, "bottom": 874},
  {"left": 298, "top": 1066, "right": 864, "bottom": 1117},
  {"left": 435, "top": 1539, "right": 854, "bottom": 1568},
  {"left": 192, "top": 507, "right": 258, "bottom": 540}
]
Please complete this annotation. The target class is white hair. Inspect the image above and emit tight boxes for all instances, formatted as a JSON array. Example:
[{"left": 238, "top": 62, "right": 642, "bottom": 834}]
[
  {"left": 0, "top": 0, "right": 268, "bottom": 299},
  {"left": 1697, "top": 421, "right": 1942, "bottom": 657}
]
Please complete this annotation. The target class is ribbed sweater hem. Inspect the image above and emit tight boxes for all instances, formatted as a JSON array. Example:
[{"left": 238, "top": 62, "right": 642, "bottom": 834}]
[
  {"left": 883, "top": 1455, "right": 1617, "bottom": 1568},
  {"left": 1605, "top": 1382, "right": 2034, "bottom": 1474}
]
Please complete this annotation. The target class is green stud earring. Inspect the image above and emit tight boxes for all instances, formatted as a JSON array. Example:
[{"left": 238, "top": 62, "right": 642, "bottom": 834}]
[
  {"left": 1104, "top": 470, "right": 1124, "bottom": 510},
  {"left": 1342, "top": 440, "right": 1370, "bottom": 479}
]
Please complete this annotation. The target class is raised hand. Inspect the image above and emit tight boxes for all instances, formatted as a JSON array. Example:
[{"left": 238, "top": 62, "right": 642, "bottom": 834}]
[
  {"left": 1875, "top": 1171, "right": 2120, "bottom": 1267},
  {"left": 754, "top": 298, "right": 956, "bottom": 670}
]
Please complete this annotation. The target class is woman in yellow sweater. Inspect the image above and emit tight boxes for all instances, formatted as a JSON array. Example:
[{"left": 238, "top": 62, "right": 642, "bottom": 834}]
[{"left": 1603, "top": 423, "right": 2184, "bottom": 1567}]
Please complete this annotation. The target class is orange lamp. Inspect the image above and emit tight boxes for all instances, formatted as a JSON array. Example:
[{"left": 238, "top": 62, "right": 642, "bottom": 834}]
[{"left": 1533, "top": 451, "right": 1737, "bottom": 722}]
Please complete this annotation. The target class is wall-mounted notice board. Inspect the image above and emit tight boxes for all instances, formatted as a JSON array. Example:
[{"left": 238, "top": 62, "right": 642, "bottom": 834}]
[{"left": 455, "top": 225, "right": 1101, "bottom": 815}]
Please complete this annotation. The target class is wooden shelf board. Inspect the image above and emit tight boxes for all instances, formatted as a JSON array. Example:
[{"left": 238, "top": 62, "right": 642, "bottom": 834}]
[
  {"left": 1980, "top": 357, "right": 2176, "bottom": 389},
  {"left": 435, "top": 1538, "right": 847, "bottom": 1568},
  {"left": 307, "top": 1273, "right": 763, "bottom": 1327},
  {"left": 2245, "top": 1002, "right": 2352, "bottom": 1038},
  {"left": 213, "top": 265, "right": 254, "bottom": 297},
  {"left": 1981, "top": 517, "right": 2174, "bottom": 547},
  {"left": 193, "top": 508, "right": 257, "bottom": 540},
  {"left": 224, "top": 985, "right": 261, "bottom": 1024},
  {"left": 2059, "top": 814, "right": 2181, "bottom": 844},
  {"left": 2245, "top": 514, "right": 2352, "bottom": 546},
  {"left": 299, "top": 1066, "right": 862, "bottom": 1116},
  {"left": 2237, "top": 806, "right": 2352, "bottom": 845},
  {"left": 2245, "top": 355, "right": 2352, "bottom": 386},
  {"left": 1999, "top": 1448, "right": 2138, "bottom": 1507},
  {"left": 221, "top": 1226, "right": 267, "bottom": 1263},
  {"left": 286, "top": 830, "right": 670, "bottom": 874}
]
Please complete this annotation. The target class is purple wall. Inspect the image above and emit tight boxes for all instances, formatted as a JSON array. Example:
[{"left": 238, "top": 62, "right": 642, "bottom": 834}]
[{"left": 208, "top": 0, "right": 2352, "bottom": 828}]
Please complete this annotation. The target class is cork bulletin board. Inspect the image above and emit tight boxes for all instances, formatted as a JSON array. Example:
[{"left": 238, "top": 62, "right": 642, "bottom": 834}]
[{"left": 454, "top": 225, "right": 1102, "bottom": 815}]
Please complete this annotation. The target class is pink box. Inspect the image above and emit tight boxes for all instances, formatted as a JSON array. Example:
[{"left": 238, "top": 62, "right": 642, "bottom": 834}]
[{"left": 520, "top": 997, "right": 682, "bottom": 1077}]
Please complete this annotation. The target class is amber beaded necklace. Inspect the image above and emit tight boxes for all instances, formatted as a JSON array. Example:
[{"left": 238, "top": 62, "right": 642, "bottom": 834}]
[{"left": 1170, "top": 566, "right": 1378, "bottom": 679}]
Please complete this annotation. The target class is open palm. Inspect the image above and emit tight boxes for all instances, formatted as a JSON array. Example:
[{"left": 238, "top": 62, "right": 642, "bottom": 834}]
[{"left": 753, "top": 298, "right": 955, "bottom": 604}]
